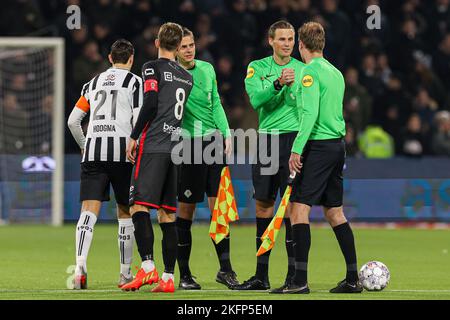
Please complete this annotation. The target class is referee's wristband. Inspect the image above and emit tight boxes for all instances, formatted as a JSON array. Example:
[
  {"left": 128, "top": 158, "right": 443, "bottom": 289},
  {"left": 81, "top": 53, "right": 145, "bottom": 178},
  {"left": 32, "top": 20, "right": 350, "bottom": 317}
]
[{"left": 273, "top": 79, "right": 283, "bottom": 91}]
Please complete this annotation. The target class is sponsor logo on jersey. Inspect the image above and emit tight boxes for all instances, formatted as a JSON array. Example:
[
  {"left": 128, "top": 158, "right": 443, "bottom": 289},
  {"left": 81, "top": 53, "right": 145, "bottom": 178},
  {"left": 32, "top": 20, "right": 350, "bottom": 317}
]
[
  {"left": 144, "top": 68, "right": 155, "bottom": 76},
  {"left": 246, "top": 67, "right": 255, "bottom": 79},
  {"left": 173, "top": 75, "right": 192, "bottom": 86},
  {"left": 102, "top": 74, "right": 116, "bottom": 86},
  {"left": 93, "top": 124, "right": 116, "bottom": 132},
  {"left": 164, "top": 72, "right": 173, "bottom": 82},
  {"left": 302, "top": 75, "right": 314, "bottom": 87},
  {"left": 163, "top": 122, "right": 181, "bottom": 135}
]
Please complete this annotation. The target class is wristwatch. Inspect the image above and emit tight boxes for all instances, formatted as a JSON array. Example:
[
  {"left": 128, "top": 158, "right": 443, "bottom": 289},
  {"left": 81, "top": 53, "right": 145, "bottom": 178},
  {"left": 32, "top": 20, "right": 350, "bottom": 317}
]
[{"left": 273, "top": 78, "right": 283, "bottom": 91}]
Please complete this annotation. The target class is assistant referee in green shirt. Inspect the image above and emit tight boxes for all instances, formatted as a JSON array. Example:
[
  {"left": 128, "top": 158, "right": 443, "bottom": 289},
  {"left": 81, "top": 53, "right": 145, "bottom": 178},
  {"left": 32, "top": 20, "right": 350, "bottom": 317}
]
[
  {"left": 286, "top": 22, "right": 362, "bottom": 294},
  {"left": 175, "top": 28, "right": 239, "bottom": 291}
]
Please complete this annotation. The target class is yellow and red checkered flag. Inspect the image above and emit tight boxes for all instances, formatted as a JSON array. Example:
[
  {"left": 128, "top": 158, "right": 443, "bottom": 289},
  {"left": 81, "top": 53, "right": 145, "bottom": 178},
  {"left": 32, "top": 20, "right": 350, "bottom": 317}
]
[
  {"left": 209, "top": 166, "right": 239, "bottom": 244},
  {"left": 257, "top": 172, "right": 296, "bottom": 256}
]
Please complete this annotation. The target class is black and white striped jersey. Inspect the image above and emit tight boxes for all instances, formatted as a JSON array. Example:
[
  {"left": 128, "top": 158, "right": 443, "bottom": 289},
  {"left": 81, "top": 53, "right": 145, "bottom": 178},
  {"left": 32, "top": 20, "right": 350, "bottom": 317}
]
[{"left": 68, "top": 67, "right": 143, "bottom": 162}]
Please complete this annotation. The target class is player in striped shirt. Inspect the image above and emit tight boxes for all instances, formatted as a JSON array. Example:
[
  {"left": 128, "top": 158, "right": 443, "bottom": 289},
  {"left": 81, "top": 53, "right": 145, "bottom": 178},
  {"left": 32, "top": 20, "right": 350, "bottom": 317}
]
[{"left": 67, "top": 39, "right": 142, "bottom": 289}]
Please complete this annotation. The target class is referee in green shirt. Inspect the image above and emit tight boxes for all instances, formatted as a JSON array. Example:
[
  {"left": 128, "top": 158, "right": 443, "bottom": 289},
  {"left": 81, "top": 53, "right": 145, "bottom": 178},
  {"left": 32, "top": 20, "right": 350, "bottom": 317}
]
[
  {"left": 234, "top": 21, "right": 305, "bottom": 292},
  {"left": 175, "top": 28, "right": 239, "bottom": 290},
  {"left": 286, "top": 22, "right": 362, "bottom": 294}
]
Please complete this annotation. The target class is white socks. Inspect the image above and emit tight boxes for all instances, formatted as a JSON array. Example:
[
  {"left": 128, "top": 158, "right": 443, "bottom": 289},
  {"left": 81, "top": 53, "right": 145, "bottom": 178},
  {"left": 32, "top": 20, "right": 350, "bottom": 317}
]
[
  {"left": 118, "top": 218, "right": 134, "bottom": 277},
  {"left": 161, "top": 272, "right": 174, "bottom": 282},
  {"left": 75, "top": 211, "right": 97, "bottom": 272},
  {"left": 141, "top": 259, "right": 155, "bottom": 273}
]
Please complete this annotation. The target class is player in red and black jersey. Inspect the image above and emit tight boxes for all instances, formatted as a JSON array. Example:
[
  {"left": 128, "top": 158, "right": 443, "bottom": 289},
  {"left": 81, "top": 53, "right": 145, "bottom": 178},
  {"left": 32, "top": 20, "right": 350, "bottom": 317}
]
[{"left": 121, "top": 22, "right": 193, "bottom": 293}]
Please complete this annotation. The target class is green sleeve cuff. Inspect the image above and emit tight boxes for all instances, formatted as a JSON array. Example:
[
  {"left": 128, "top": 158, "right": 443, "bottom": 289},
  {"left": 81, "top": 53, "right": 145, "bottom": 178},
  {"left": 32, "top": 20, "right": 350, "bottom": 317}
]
[
  {"left": 223, "top": 129, "right": 231, "bottom": 138},
  {"left": 291, "top": 135, "right": 304, "bottom": 155},
  {"left": 262, "top": 84, "right": 278, "bottom": 98}
]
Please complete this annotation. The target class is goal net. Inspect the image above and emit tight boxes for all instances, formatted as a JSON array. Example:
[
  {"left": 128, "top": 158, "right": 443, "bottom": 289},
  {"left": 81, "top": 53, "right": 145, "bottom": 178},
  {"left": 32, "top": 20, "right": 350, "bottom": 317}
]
[{"left": 0, "top": 38, "right": 64, "bottom": 226}]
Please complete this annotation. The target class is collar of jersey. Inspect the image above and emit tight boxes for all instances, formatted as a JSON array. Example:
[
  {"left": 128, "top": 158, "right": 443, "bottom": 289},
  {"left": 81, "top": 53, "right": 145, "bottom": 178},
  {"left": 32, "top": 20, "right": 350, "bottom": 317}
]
[
  {"left": 271, "top": 56, "right": 292, "bottom": 67},
  {"left": 109, "top": 66, "right": 129, "bottom": 71},
  {"left": 186, "top": 60, "right": 196, "bottom": 71},
  {"left": 311, "top": 57, "right": 324, "bottom": 62}
]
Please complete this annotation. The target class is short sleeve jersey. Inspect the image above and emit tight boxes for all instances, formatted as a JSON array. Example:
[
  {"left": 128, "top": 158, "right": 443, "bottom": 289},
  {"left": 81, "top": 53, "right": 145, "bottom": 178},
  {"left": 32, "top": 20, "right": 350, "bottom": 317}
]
[{"left": 78, "top": 67, "right": 142, "bottom": 162}]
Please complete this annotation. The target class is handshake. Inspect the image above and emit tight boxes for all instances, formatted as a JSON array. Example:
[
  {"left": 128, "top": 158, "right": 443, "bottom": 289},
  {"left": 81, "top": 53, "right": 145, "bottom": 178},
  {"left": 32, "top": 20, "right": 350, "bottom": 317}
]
[{"left": 279, "top": 68, "right": 295, "bottom": 87}]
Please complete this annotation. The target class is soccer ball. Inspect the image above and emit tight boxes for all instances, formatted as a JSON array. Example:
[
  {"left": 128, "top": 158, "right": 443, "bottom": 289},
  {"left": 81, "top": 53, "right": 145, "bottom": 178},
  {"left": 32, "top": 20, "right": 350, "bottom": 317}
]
[{"left": 359, "top": 261, "right": 390, "bottom": 291}]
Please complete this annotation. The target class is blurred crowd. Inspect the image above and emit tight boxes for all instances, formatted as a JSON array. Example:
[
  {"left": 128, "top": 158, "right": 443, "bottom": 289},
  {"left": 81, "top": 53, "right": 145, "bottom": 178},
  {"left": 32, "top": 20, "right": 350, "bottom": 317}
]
[
  {"left": 0, "top": 0, "right": 449, "bottom": 157},
  {"left": 0, "top": 47, "right": 54, "bottom": 154}
]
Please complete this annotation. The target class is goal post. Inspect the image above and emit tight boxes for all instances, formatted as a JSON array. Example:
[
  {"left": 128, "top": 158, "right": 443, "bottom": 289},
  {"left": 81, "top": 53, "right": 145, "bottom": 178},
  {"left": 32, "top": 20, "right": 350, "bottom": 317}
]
[{"left": 0, "top": 37, "right": 65, "bottom": 226}]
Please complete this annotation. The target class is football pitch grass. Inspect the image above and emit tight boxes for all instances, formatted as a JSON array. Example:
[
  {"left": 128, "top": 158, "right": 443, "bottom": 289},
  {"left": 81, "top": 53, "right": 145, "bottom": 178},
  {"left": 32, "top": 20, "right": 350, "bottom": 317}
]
[{"left": 0, "top": 224, "right": 449, "bottom": 300}]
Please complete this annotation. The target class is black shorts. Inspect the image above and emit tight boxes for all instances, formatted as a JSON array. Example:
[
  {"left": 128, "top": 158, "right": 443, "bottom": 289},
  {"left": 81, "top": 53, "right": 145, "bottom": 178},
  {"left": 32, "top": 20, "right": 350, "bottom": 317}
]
[
  {"left": 178, "top": 134, "right": 226, "bottom": 203},
  {"left": 80, "top": 161, "right": 133, "bottom": 206},
  {"left": 252, "top": 132, "right": 298, "bottom": 202},
  {"left": 129, "top": 153, "right": 177, "bottom": 212},
  {"left": 290, "top": 138, "right": 345, "bottom": 207}
]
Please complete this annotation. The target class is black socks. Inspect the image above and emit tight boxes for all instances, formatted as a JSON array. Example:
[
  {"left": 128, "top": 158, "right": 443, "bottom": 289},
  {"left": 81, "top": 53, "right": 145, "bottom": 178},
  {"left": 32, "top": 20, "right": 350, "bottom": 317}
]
[
  {"left": 212, "top": 233, "right": 232, "bottom": 272},
  {"left": 333, "top": 222, "right": 358, "bottom": 283},
  {"left": 292, "top": 223, "right": 311, "bottom": 286},
  {"left": 177, "top": 217, "right": 233, "bottom": 276},
  {"left": 176, "top": 217, "right": 192, "bottom": 277},
  {"left": 255, "top": 217, "right": 272, "bottom": 280},
  {"left": 284, "top": 218, "right": 295, "bottom": 279},
  {"left": 132, "top": 212, "right": 154, "bottom": 261},
  {"left": 290, "top": 221, "right": 359, "bottom": 286},
  {"left": 160, "top": 222, "right": 178, "bottom": 274}
]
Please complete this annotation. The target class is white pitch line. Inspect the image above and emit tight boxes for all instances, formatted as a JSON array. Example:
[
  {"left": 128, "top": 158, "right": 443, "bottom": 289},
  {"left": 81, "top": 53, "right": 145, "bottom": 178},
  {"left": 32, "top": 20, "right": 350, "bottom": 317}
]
[
  {"left": 0, "top": 289, "right": 257, "bottom": 294},
  {"left": 1, "top": 289, "right": 450, "bottom": 294},
  {"left": 0, "top": 290, "right": 118, "bottom": 294},
  {"left": 387, "top": 289, "right": 450, "bottom": 293}
]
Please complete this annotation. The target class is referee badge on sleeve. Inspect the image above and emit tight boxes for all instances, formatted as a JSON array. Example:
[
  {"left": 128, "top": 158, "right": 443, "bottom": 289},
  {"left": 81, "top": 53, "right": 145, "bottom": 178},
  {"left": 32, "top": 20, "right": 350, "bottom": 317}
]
[{"left": 302, "top": 75, "right": 314, "bottom": 87}]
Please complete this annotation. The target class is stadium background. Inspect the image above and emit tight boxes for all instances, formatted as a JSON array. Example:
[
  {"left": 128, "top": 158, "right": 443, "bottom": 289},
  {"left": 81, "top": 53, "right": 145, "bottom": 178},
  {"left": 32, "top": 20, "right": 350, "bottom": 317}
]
[{"left": 0, "top": 0, "right": 449, "bottom": 222}]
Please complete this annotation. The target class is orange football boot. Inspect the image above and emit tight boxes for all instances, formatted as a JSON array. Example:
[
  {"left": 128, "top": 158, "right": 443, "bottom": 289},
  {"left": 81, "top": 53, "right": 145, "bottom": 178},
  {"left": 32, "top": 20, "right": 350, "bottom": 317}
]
[
  {"left": 151, "top": 278, "right": 175, "bottom": 293},
  {"left": 121, "top": 268, "right": 159, "bottom": 291}
]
